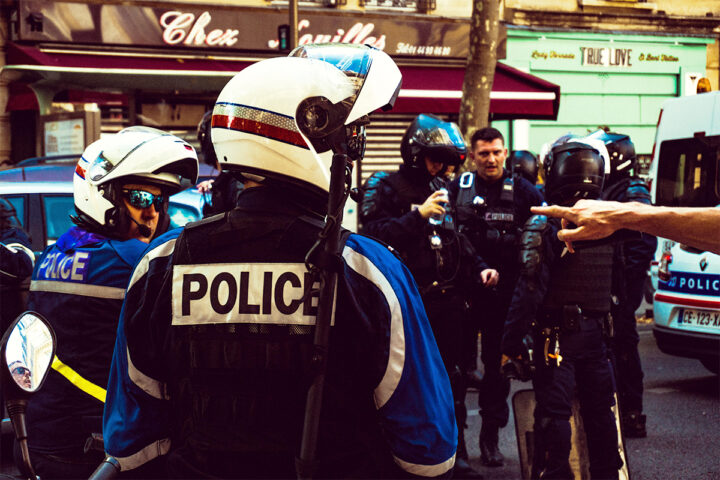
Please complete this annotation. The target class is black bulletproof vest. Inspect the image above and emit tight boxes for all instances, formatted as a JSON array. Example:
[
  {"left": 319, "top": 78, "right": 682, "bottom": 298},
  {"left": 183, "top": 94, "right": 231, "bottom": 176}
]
[
  {"left": 455, "top": 172, "right": 520, "bottom": 272},
  {"left": 166, "top": 207, "right": 389, "bottom": 478},
  {"left": 542, "top": 244, "right": 614, "bottom": 314}
]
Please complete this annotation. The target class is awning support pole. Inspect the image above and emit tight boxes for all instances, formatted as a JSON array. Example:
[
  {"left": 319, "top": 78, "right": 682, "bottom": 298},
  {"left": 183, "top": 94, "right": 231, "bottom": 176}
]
[{"left": 28, "top": 84, "right": 58, "bottom": 115}]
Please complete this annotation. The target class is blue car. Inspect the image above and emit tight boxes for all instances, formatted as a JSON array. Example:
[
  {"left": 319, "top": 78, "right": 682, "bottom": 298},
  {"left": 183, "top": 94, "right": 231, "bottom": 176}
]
[{"left": 0, "top": 159, "right": 214, "bottom": 253}]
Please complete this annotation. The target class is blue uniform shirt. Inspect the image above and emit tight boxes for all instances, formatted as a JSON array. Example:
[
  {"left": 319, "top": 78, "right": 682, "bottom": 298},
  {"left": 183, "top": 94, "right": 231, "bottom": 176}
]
[
  {"left": 26, "top": 226, "right": 148, "bottom": 455},
  {"left": 104, "top": 221, "right": 457, "bottom": 477}
]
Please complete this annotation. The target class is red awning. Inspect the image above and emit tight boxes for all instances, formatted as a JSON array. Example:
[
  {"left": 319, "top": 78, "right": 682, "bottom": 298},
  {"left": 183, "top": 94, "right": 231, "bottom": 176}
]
[
  {"left": 394, "top": 63, "right": 560, "bottom": 120},
  {"left": 4, "top": 43, "right": 559, "bottom": 120}
]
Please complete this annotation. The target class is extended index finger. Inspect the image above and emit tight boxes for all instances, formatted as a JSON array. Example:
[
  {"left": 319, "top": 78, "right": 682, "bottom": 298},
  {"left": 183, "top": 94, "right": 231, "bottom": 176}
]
[{"left": 531, "top": 204, "right": 575, "bottom": 221}]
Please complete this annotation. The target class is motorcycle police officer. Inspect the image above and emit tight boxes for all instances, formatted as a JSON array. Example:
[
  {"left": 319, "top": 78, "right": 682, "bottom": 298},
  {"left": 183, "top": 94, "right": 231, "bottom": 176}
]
[
  {"left": 360, "top": 114, "right": 498, "bottom": 479},
  {"left": 23, "top": 127, "right": 198, "bottom": 479},
  {"left": 449, "top": 127, "right": 544, "bottom": 467},
  {"left": 502, "top": 140, "right": 622, "bottom": 480},
  {"left": 586, "top": 129, "right": 656, "bottom": 438},
  {"left": 0, "top": 198, "right": 35, "bottom": 332},
  {"left": 103, "top": 45, "right": 457, "bottom": 478}
]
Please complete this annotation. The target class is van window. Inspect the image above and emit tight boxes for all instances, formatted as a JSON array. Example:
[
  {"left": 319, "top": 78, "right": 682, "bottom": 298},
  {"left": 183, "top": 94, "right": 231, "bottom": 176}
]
[
  {"left": 42, "top": 195, "right": 75, "bottom": 245},
  {"left": 655, "top": 136, "right": 720, "bottom": 208}
]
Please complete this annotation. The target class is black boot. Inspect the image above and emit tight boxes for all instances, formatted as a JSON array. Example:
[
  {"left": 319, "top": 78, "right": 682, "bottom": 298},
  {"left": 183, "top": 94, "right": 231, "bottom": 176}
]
[
  {"left": 455, "top": 430, "right": 483, "bottom": 479},
  {"left": 622, "top": 410, "right": 647, "bottom": 438},
  {"left": 479, "top": 425, "right": 504, "bottom": 467}
]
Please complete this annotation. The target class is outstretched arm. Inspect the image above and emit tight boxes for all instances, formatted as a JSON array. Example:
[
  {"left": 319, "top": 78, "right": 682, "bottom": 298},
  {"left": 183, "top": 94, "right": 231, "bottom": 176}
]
[{"left": 532, "top": 200, "right": 720, "bottom": 255}]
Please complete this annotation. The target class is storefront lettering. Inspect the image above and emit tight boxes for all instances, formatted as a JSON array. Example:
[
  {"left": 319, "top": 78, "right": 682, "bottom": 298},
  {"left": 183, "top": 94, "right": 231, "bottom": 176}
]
[
  {"left": 396, "top": 43, "right": 452, "bottom": 56},
  {"left": 160, "top": 11, "right": 239, "bottom": 47},
  {"left": 638, "top": 53, "right": 679, "bottom": 62},
  {"left": 580, "top": 47, "right": 632, "bottom": 67},
  {"left": 267, "top": 19, "right": 386, "bottom": 50},
  {"left": 531, "top": 50, "right": 575, "bottom": 60}
]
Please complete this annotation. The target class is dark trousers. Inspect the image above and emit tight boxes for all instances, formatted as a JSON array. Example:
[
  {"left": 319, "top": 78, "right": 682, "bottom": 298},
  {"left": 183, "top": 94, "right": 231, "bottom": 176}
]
[
  {"left": 610, "top": 274, "right": 645, "bottom": 414},
  {"left": 465, "top": 289, "right": 511, "bottom": 429},
  {"left": 531, "top": 322, "right": 621, "bottom": 480},
  {"left": 15, "top": 442, "right": 104, "bottom": 480},
  {"left": 423, "top": 291, "right": 468, "bottom": 443}
]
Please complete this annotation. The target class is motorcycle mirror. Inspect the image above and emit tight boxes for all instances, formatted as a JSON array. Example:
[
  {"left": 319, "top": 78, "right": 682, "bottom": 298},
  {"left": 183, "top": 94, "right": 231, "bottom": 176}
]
[{"left": 1, "top": 311, "right": 56, "bottom": 395}]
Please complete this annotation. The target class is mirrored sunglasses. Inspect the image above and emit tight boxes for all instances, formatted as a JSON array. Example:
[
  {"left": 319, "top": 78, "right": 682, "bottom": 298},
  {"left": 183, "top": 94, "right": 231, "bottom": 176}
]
[
  {"left": 123, "top": 189, "right": 165, "bottom": 209},
  {"left": 12, "top": 367, "right": 30, "bottom": 376}
]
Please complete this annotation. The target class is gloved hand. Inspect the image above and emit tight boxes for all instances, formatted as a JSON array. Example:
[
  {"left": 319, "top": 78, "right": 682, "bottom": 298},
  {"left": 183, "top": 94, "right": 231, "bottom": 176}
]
[{"left": 500, "top": 335, "right": 535, "bottom": 382}]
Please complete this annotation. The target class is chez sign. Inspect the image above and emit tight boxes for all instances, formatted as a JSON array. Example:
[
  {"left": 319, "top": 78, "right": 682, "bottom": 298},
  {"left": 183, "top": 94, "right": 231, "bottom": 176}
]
[{"left": 19, "top": 1, "right": 468, "bottom": 58}]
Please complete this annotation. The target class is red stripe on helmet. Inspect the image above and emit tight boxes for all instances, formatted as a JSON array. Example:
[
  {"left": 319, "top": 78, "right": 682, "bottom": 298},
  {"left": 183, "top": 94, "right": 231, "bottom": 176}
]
[
  {"left": 75, "top": 164, "right": 86, "bottom": 179},
  {"left": 212, "top": 114, "right": 308, "bottom": 149}
]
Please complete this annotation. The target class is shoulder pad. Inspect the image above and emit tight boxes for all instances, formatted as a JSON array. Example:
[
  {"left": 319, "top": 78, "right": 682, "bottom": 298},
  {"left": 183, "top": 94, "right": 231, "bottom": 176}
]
[
  {"left": 184, "top": 211, "right": 226, "bottom": 230},
  {"left": 524, "top": 214, "right": 548, "bottom": 232},
  {"left": 459, "top": 171, "right": 474, "bottom": 189},
  {"left": 627, "top": 178, "right": 651, "bottom": 203},
  {"left": 360, "top": 171, "right": 390, "bottom": 219}
]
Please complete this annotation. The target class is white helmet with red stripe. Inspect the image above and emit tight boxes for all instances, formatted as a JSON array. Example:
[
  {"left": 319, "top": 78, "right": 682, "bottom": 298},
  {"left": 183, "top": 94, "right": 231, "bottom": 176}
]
[
  {"left": 73, "top": 126, "right": 198, "bottom": 237},
  {"left": 211, "top": 43, "right": 402, "bottom": 200}
]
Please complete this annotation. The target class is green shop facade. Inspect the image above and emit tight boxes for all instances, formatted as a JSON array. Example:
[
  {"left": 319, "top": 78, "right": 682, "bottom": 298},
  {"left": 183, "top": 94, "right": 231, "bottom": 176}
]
[{"left": 494, "top": 28, "right": 714, "bottom": 173}]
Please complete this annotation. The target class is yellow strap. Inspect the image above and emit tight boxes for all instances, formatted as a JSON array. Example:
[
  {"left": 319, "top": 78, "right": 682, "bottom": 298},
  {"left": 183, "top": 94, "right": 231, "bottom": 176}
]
[{"left": 51, "top": 355, "right": 106, "bottom": 403}]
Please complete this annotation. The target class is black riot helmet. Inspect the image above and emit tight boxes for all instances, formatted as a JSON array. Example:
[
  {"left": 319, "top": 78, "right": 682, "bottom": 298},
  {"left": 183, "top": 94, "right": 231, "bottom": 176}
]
[
  {"left": 544, "top": 141, "right": 605, "bottom": 206},
  {"left": 197, "top": 110, "right": 218, "bottom": 168},
  {"left": 586, "top": 130, "right": 636, "bottom": 185},
  {"left": 400, "top": 114, "right": 467, "bottom": 173},
  {"left": 506, "top": 150, "right": 539, "bottom": 185}
]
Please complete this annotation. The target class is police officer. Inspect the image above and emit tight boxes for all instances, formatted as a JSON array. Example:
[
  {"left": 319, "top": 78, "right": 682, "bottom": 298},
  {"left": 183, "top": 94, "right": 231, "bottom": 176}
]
[
  {"left": 196, "top": 110, "right": 243, "bottom": 216},
  {"left": 587, "top": 130, "right": 656, "bottom": 438},
  {"left": 0, "top": 198, "right": 35, "bottom": 332},
  {"left": 506, "top": 150, "right": 539, "bottom": 186},
  {"left": 103, "top": 45, "right": 457, "bottom": 478},
  {"left": 502, "top": 141, "right": 622, "bottom": 480},
  {"left": 449, "top": 127, "right": 544, "bottom": 467},
  {"left": 23, "top": 127, "right": 198, "bottom": 479},
  {"left": 360, "top": 114, "right": 498, "bottom": 479}
]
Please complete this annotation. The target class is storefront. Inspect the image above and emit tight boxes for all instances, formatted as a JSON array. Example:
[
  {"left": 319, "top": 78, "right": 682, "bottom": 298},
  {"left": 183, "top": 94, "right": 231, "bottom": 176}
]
[
  {"left": 2, "top": 0, "right": 560, "bottom": 171},
  {"left": 497, "top": 28, "right": 714, "bottom": 173}
]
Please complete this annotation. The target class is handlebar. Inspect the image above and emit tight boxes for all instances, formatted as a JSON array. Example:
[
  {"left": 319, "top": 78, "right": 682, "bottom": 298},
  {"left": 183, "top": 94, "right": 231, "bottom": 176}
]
[{"left": 88, "top": 456, "right": 120, "bottom": 480}]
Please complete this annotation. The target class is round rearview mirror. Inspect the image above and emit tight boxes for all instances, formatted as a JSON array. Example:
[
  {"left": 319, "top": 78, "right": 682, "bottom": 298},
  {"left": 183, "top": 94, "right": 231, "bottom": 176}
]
[{"left": 5, "top": 312, "right": 55, "bottom": 393}]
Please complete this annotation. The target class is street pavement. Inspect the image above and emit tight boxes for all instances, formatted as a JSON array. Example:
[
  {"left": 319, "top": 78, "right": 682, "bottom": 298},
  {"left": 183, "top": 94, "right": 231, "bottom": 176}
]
[{"left": 462, "top": 320, "right": 719, "bottom": 480}]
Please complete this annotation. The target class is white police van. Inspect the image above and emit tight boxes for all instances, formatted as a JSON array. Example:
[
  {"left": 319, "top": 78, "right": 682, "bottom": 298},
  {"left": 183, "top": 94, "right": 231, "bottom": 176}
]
[{"left": 648, "top": 91, "right": 720, "bottom": 374}]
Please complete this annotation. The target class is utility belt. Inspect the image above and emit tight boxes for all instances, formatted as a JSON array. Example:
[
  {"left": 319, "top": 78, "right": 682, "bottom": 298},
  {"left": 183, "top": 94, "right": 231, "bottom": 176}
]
[{"left": 538, "top": 305, "right": 613, "bottom": 336}]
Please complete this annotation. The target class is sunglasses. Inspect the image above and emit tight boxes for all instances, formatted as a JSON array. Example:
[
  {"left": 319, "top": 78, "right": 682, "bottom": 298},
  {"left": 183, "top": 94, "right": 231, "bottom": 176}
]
[
  {"left": 123, "top": 189, "right": 166, "bottom": 210},
  {"left": 11, "top": 367, "right": 30, "bottom": 376}
]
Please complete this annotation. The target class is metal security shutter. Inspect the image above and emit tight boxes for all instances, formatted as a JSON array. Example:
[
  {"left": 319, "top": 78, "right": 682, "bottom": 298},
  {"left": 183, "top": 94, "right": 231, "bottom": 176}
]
[{"left": 358, "top": 113, "right": 458, "bottom": 186}]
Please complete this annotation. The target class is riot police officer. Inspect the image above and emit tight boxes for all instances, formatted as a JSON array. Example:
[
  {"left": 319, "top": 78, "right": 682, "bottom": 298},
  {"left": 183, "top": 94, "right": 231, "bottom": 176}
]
[
  {"left": 103, "top": 45, "right": 457, "bottom": 478},
  {"left": 502, "top": 141, "right": 622, "bottom": 480},
  {"left": 506, "top": 150, "right": 539, "bottom": 186},
  {"left": 0, "top": 198, "right": 34, "bottom": 333},
  {"left": 449, "top": 127, "right": 544, "bottom": 467},
  {"left": 586, "top": 129, "right": 656, "bottom": 438},
  {"left": 196, "top": 110, "right": 243, "bottom": 216},
  {"left": 361, "top": 114, "right": 498, "bottom": 478},
  {"left": 23, "top": 127, "right": 198, "bottom": 479}
]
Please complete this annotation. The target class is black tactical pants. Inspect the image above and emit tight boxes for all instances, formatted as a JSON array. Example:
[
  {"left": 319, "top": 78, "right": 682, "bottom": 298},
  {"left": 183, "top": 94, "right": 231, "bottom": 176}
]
[{"left": 531, "top": 318, "right": 622, "bottom": 480}]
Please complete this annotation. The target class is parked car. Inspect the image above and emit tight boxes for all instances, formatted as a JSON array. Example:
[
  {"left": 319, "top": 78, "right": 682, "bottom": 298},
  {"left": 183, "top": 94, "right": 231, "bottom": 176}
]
[{"left": 0, "top": 162, "right": 209, "bottom": 253}]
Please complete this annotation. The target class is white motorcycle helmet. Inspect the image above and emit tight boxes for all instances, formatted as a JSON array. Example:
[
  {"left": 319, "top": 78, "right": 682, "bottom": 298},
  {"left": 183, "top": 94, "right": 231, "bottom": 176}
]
[
  {"left": 540, "top": 133, "right": 610, "bottom": 181},
  {"left": 73, "top": 126, "right": 199, "bottom": 238},
  {"left": 211, "top": 43, "right": 402, "bottom": 202}
]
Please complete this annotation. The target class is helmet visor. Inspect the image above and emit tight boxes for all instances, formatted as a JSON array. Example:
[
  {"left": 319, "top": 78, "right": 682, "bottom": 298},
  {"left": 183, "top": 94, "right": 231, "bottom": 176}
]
[{"left": 289, "top": 44, "right": 372, "bottom": 107}]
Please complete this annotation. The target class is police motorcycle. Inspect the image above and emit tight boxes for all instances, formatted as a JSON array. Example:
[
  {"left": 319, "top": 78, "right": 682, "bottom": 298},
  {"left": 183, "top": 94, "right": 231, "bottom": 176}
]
[
  {"left": 503, "top": 137, "right": 632, "bottom": 480},
  {"left": 0, "top": 311, "right": 56, "bottom": 480}
]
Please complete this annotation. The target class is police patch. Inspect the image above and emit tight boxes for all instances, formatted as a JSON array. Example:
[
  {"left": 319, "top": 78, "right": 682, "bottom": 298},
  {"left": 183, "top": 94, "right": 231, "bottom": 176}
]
[{"left": 171, "top": 263, "right": 335, "bottom": 326}]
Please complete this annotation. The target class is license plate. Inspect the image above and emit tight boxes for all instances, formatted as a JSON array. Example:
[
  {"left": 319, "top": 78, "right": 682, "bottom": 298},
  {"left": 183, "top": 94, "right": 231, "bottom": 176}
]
[{"left": 678, "top": 308, "right": 720, "bottom": 328}]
